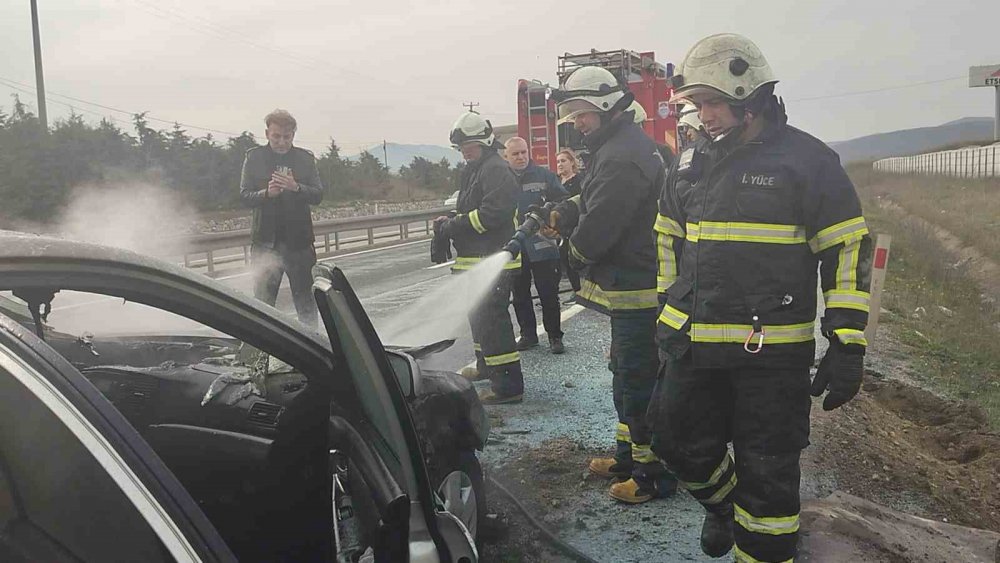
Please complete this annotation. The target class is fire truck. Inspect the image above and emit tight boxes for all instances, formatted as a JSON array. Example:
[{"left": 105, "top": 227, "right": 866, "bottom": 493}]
[{"left": 516, "top": 48, "right": 679, "bottom": 172}]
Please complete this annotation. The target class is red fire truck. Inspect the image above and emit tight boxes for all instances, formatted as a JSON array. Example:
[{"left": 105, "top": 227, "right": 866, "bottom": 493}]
[{"left": 516, "top": 48, "right": 679, "bottom": 171}]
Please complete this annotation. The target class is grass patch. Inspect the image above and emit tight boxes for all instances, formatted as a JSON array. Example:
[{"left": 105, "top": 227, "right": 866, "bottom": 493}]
[
  {"left": 848, "top": 164, "right": 1000, "bottom": 264},
  {"left": 850, "top": 166, "right": 1000, "bottom": 429}
]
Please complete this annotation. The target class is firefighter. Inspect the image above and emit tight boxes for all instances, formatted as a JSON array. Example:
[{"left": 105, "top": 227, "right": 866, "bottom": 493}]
[
  {"left": 649, "top": 33, "right": 872, "bottom": 562},
  {"left": 677, "top": 104, "right": 705, "bottom": 150},
  {"left": 544, "top": 66, "right": 677, "bottom": 503},
  {"left": 435, "top": 112, "right": 525, "bottom": 405}
]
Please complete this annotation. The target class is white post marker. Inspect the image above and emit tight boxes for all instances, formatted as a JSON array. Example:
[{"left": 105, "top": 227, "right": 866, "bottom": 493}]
[
  {"left": 865, "top": 234, "right": 892, "bottom": 345},
  {"left": 969, "top": 64, "right": 1000, "bottom": 141}
]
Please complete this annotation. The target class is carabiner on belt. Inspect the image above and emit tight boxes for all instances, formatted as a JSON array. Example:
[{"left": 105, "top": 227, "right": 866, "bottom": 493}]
[{"left": 744, "top": 314, "right": 765, "bottom": 354}]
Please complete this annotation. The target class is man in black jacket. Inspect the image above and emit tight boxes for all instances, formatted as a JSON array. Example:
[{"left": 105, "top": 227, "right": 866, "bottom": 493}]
[
  {"left": 546, "top": 66, "right": 676, "bottom": 504},
  {"left": 504, "top": 137, "right": 568, "bottom": 354},
  {"left": 436, "top": 112, "right": 524, "bottom": 405},
  {"left": 650, "top": 34, "right": 872, "bottom": 562},
  {"left": 239, "top": 109, "right": 323, "bottom": 326}
]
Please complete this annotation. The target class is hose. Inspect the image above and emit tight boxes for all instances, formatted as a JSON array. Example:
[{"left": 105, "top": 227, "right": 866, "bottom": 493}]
[{"left": 486, "top": 474, "right": 600, "bottom": 563}]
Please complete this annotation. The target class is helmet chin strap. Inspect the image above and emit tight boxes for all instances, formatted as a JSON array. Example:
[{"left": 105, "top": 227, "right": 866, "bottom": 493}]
[{"left": 711, "top": 110, "right": 753, "bottom": 145}]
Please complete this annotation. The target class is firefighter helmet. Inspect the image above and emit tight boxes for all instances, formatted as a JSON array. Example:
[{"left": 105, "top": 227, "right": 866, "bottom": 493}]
[
  {"left": 669, "top": 33, "right": 777, "bottom": 104},
  {"left": 554, "top": 66, "right": 632, "bottom": 125},
  {"left": 678, "top": 104, "right": 702, "bottom": 130},
  {"left": 449, "top": 112, "right": 494, "bottom": 148},
  {"left": 628, "top": 101, "right": 648, "bottom": 124}
]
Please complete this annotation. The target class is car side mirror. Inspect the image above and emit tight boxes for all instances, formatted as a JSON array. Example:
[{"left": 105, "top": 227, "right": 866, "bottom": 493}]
[{"left": 385, "top": 351, "right": 417, "bottom": 399}]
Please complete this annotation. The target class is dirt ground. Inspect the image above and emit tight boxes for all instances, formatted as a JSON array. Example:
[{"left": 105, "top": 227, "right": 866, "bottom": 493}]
[{"left": 478, "top": 371, "right": 1000, "bottom": 562}]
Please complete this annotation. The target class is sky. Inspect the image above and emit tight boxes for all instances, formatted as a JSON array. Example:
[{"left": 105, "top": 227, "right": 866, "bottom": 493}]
[{"left": 1, "top": 0, "right": 998, "bottom": 154}]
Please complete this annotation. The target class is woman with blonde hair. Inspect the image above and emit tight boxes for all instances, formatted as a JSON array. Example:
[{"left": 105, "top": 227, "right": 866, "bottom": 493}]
[{"left": 555, "top": 148, "right": 582, "bottom": 302}]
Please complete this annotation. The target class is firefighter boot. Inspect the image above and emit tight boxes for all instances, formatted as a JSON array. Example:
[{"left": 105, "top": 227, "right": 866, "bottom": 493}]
[
  {"left": 700, "top": 504, "right": 735, "bottom": 557},
  {"left": 460, "top": 366, "right": 488, "bottom": 382},
  {"left": 477, "top": 390, "right": 523, "bottom": 405},
  {"left": 609, "top": 467, "right": 676, "bottom": 504},
  {"left": 588, "top": 458, "right": 631, "bottom": 480}
]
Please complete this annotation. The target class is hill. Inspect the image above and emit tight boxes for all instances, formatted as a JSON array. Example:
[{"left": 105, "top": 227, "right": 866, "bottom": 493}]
[
  {"left": 830, "top": 117, "right": 995, "bottom": 163},
  {"left": 347, "top": 143, "right": 462, "bottom": 171}
]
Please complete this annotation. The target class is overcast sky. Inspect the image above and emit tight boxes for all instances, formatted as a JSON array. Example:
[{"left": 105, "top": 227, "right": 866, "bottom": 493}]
[{"left": 1, "top": 0, "right": 997, "bottom": 154}]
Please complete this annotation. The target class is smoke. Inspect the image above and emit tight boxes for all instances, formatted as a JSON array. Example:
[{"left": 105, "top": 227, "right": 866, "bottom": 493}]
[
  {"left": 51, "top": 182, "right": 198, "bottom": 257},
  {"left": 377, "top": 252, "right": 512, "bottom": 347}
]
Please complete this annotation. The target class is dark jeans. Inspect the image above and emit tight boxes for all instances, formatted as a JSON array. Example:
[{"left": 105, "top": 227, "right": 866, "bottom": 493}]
[
  {"left": 251, "top": 242, "right": 319, "bottom": 327},
  {"left": 649, "top": 354, "right": 811, "bottom": 562},
  {"left": 559, "top": 239, "right": 581, "bottom": 292},
  {"left": 512, "top": 257, "right": 563, "bottom": 340}
]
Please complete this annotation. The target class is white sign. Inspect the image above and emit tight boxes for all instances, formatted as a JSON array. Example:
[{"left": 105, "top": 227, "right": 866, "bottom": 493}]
[{"left": 969, "top": 64, "right": 1000, "bottom": 88}]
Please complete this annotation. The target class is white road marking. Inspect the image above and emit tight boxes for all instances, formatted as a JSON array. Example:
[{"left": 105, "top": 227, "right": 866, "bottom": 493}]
[{"left": 425, "top": 260, "right": 455, "bottom": 270}]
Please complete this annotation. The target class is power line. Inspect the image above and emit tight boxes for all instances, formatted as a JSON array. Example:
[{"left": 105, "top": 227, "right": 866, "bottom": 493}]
[
  {"left": 127, "top": 0, "right": 393, "bottom": 87},
  {"left": 787, "top": 75, "right": 966, "bottom": 103}
]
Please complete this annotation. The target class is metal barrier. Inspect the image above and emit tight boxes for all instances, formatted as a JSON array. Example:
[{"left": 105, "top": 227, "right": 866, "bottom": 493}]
[
  {"left": 873, "top": 144, "right": 1000, "bottom": 178},
  {"left": 172, "top": 207, "right": 450, "bottom": 277}
]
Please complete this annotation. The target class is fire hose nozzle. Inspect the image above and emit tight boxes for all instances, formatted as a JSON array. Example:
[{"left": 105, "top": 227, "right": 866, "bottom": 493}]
[{"left": 503, "top": 203, "right": 554, "bottom": 259}]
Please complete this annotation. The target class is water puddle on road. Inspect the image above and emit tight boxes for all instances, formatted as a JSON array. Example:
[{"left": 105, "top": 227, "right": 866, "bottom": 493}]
[{"left": 376, "top": 251, "right": 512, "bottom": 347}]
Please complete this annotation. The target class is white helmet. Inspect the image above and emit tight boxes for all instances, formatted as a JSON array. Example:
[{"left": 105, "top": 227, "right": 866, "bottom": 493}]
[
  {"left": 678, "top": 104, "right": 702, "bottom": 130},
  {"left": 669, "top": 33, "right": 777, "bottom": 104},
  {"left": 554, "top": 66, "right": 631, "bottom": 125},
  {"left": 627, "top": 101, "right": 647, "bottom": 124},
  {"left": 449, "top": 112, "right": 494, "bottom": 148}
]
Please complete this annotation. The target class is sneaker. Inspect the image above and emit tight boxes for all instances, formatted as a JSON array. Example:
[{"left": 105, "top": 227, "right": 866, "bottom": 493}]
[
  {"left": 478, "top": 390, "right": 523, "bottom": 405},
  {"left": 460, "top": 366, "right": 488, "bottom": 382},
  {"left": 515, "top": 336, "right": 539, "bottom": 351},
  {"left": 549, "top": 336, "right": 565, "bottom": 355},
  {"left": 588, "top": 458, "right": 631, "bottom": 479}
]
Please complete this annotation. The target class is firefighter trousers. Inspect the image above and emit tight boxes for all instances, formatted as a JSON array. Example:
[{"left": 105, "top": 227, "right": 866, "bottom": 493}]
[
  {"left": 609, "top": 307, "right": 664, "bottom": 481},
  {"left": 512, "top": 257, "right": 563, "bottom": 340},
  {"left": 468, "top": 270, "right": 523, "bottom": 397},
  {"left": 649, "top": 353, "right": 811, "bottom": 563}
]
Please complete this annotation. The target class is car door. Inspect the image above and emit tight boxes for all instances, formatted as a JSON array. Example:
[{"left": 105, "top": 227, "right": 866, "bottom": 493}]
[
  {"left": 312, "top": 263, "right": 478, "bottom": 563},
  {"left": 0, "top": 312, "right": 236, "bottom": 562}
]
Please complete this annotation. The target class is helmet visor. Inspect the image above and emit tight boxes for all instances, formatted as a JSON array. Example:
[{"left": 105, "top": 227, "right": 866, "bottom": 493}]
[{"left": 556, "top": 99, "right": 601, "bottom": 125}]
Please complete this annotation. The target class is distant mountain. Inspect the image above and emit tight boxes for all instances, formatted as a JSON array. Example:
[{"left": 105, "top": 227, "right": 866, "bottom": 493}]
[
  {"left": 829, "top": 117, "right": 996, "bottom": 163},
  {"left": 347, "top": 143, "right": 462, "bottom": 171}
]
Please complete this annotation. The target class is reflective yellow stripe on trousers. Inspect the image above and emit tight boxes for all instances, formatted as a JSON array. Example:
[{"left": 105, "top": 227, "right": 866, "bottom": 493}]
[
  {"left": 734, "top": 546, "right": 793, "bottom": 563},
  {"left": 734, "top": 503, "right": 800, "bottom": 536},
  {"left": 579, "top": 280, "right": 658, "bottom": 311},
  {"left": 484, "top": 351, "right": 520, "bottom": 366}
]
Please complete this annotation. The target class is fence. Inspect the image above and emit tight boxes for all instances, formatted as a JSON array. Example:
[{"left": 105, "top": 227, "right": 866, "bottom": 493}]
[
  {"left": 172, "top": 206, "right": 450, "bottom": 277},
  {"left": 873, "top": 144, "right": 1000, "bottom": 177}
]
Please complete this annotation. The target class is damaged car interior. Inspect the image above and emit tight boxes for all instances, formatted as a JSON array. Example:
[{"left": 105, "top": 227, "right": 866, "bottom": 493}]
[{"left": 0, "top": 234, "right": 485, "bottom": 562}]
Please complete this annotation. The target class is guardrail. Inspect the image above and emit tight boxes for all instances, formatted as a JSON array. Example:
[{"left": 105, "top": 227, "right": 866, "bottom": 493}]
[
  {"left": 873, "top": 144, "right": 1000, "bottom": 178},
  {"left": 173, "top": 207, "right": 450, "bottom": 277}
]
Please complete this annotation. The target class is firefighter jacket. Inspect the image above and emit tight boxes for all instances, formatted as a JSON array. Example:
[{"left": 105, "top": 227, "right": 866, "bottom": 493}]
[
  {"left": 240, "top": 146, "right": 324, "bottom": 250},
  {"left": 655, "top": 112, "right": 872, "bottom": 369},
  {"left": 560, "top": 112, "right": 664, "bottom": 315},
  {"left": 450, "top": 148, "right": 521, "bottom": 272},
  {"left": 514, "top": 161, "right": 568, "bottom": 263}
]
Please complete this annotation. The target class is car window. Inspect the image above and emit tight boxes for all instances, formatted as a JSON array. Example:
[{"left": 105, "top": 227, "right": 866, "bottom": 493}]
[
  {"left": 2, "top": 290, "right": 318, "bottom": 560},
  {"left": 0, "top": 351, "right": 172, "bottom": 562}
]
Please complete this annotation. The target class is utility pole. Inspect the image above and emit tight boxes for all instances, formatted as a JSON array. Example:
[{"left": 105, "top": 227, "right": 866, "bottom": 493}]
[
  {"left": 463, "top": 101, "right": 480, "bottom": 113},
  {"left": 382, "top": 139, "right": 389, "bottom": 170},
  {"left": 30, "top": 0, "right": 48, "bottom": 131}
]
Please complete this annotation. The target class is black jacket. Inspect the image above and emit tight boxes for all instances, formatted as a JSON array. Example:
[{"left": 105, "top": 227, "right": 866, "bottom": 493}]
[
  {"left": 240, "top": 145, "right": 323, "bottom": 249},
  {"left": 557, "top": 112, "right": 664, "bottom": 315},
  {"left": 656, "top": 114, "right": 872, "bottom": 368},
  {"left": 449, "top": 148, "right": 520, "bottom": 271},
  {"left": 514, "top": 161, "right": 567, "bottom": 262}
]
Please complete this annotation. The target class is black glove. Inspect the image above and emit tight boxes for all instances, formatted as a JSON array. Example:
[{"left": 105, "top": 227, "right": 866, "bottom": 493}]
[
  {"left": 430, "top": 230, "right": 452, "bottom": 264},
  {"left": 810, "top": 338, "right": 865, "bottom": 411},
  {"left": 433, "top": 217, "right": 456, "bottom": 239},
  {"left": 551, "top": 200, "right": 580, "bottom": 235}
]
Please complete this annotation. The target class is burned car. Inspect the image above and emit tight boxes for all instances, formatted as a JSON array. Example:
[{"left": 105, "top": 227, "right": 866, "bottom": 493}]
[{"left": 0, "top": 231, "right": 488, "bottom": 562}]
